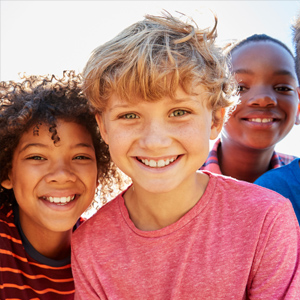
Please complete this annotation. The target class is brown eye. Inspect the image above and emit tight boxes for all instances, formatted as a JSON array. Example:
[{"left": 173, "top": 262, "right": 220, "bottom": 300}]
[
  {"left": 237, "top": 85, "right": 248, "bottom": 93},
  {"left": 274, "top": 86, "right": 293, "bottom": 92}
]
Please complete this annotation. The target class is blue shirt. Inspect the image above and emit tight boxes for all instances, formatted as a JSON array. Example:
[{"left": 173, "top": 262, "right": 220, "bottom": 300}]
[{"left": 255, "top": 158, "right": 300, "bottom": 224}]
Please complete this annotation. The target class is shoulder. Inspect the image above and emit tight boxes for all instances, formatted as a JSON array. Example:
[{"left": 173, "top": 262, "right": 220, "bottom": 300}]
[
  {"left": 276, "top": 152, "right": 298, "bottom": 166},
  {"left": 0, "top": 204, "right": 23, "bottom": 258},
  {"left": 200, "top": 139, "right": 221, "bottom": 173},
  {"left": 72, "top": 193, "right": 122, "bottom": 243},
  {"left": 255, "top": 158, "right": 300, "bottom": 187},
  {"left": 0, "top": 204, "right": 16, "bottom": 228},
  {"left": 204, "top": 171, "right": 291, "bottom": 211}
]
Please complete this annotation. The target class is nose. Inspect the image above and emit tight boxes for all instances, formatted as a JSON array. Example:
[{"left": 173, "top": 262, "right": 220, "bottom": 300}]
[
  {"left": 139, "top": 120, "right": 172, "bottom": 150},
  {"left": 45, "top": 160, "right": 76, "bottom": 183},
  {"left": 247, "top": 88, "right": 277, "bottom": 107}
]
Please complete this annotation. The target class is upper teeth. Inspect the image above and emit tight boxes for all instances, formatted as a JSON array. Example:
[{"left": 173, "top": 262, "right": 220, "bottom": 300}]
[
  {"left": 249, "top": 118, "right": 273, "bottom": 123},
  {"left": 140, "top": 157, "right": 176, "bottom": 168},
  {"left": 44, "top": 195, "right": 75, "bottom": 205}
]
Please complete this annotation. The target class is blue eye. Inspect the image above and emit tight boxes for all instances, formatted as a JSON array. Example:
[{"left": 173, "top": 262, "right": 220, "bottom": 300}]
[
  {"left": 170, "top": 110, "right": 188, "bottom": 117},
  {"left": 121, "top": 113, "right": 139, "bottom": 119}
]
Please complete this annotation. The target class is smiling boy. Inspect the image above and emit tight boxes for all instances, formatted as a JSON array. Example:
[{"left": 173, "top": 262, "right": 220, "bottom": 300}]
[
  {"left": 254, "top": 17, "right": 300, "bottom": 224},
  {"left": 201, "top": 34, "right": 300, "bottom": 182},
  {"left": 71, "top": 12, "right": 300, "bottom": 299}
]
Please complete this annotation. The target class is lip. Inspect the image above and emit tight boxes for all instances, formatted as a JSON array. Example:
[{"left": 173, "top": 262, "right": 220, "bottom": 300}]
[{"left": 240, "top": 109, "right": 282, "bottom": 121}]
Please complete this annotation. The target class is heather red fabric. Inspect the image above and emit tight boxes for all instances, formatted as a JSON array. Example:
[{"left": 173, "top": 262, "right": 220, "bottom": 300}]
[{"left": 72, "top": 172, "right": 300, "bottom": 299}]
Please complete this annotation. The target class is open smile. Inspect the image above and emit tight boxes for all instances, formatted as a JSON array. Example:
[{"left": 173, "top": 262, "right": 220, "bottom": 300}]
[
  {"left": 136, "top": 156, "right": 179, "bottom": 168},
  {"left": 41, "top": 195, "right": 77, "bottom": 205},
  {"left": 241, "top": 117, "right": 280, "bottom": 125},
  {"left": 246, "top": 118, "right": 275, "bottom": 123}
]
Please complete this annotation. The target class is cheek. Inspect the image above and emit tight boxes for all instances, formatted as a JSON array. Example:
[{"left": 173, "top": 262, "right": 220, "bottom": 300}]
[
  {"left": 85, "top": 166, "right": 98, "bottom": 187},
  {"left": 180, "top": 121, "right": 211, "bottom": 145},
  {"left": 286, "top": 102, "right": 298, "bottom": 118},
  {"left": 107, "top": 128, "right": 133, "bottom": 149},
  {"left": 222, "top": 117, "right": 241, "bottom": 138}
]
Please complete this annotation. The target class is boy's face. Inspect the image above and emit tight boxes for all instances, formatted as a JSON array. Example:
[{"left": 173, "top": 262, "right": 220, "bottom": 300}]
[
  {"left": 96, "top": 85, "right": 223, "bottom": 194},
  {"left": 222, "top": 41, "right": 300, "bottom": 150},
  {"left": 1, "top": 120, "right": 98, "bottom": 236}
]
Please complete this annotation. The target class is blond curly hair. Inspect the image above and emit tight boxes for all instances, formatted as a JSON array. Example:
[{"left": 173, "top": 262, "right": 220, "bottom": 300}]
[{"left": 83, "top": 11, "right": 237, "bottom": 125}]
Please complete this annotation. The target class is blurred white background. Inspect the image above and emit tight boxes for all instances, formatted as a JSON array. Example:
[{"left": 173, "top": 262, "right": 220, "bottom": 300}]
[{"left": 1, "top": 1, "right": 300, "bottom": 156}]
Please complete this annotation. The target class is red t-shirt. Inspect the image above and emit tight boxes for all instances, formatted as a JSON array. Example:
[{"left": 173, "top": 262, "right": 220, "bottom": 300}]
[
  {"left": 72, "top": 171, "right": 300, "bottom": 299},
  {"left": 0, "top": 203, "right": 83, "bottom": 300}
]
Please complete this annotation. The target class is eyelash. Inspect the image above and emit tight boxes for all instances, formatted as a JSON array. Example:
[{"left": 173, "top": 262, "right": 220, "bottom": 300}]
[
  {"left": 120, "top": 113, "right": 139, "bottom": 119},
  {"left": 237, "top": 85, "right": 248, "bottom": 93},
  {"left": 238, "top": 85, "right": 294, "bottom": 94},
  {"left": 274, "top": 86, "right": 293, "bottom": 92},
  {"left": 26, "top": 155, "right": 91, "bottom": 161},
  {"left": 119, "top": 109, "right": 190, "bottom": 120},
  {"left": 27, "top": 155, "right": 45, "bottom": 161},
  {"left": 170, "top": 109, "right": 189, "bottom": 117},
  {"left": 74, "top": 155, "right": 91, "bottom": 160}
]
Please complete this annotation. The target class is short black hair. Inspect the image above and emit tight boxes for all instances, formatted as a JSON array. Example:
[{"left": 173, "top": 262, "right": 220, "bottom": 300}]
[
  {"left": 292, "top": 15, "right": 300, "bottom": 82},
  {"left": 228, "top": 33, "right": 294, "bottom": 58},
  {"left": 225, "top": 34, "right": 297, "bottom": 84}
]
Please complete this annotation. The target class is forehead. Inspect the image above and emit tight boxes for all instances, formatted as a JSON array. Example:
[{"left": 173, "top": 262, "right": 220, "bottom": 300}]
[
  {"left": 231, "top": 41, "right": 295, "bottom": 71},
  {"left": 107, "top": 84, "right": 209, "bottom": 108},
  {"left": 19, "top": 120, "right": 92, "bottom": 146}
]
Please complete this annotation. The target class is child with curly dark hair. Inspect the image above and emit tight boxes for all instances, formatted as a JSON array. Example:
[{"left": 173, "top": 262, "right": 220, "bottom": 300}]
[{"left": 0, "top": 71, "right": 123, "bottom": 300}]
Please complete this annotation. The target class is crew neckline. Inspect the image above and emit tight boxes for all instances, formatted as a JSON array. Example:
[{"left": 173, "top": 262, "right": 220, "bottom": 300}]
[
  {"left": 13, "top": 203, "right": 71, "bottom": 266},
  {"left": 118, "top": 171, "right": 216, "bottom": 238}
]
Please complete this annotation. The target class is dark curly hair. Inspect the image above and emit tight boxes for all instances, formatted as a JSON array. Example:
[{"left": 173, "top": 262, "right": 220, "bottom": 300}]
[{"left": 0, "top": 71, "right": 125, "bottom": 207}]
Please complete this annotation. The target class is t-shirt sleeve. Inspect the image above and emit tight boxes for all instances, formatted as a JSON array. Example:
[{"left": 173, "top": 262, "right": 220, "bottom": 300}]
[
  {"left": 247, "top": 200, "right": 300, "bottom": 299},
  {"left": 72, "top": 237, "right": 104, "bottom": 300}
]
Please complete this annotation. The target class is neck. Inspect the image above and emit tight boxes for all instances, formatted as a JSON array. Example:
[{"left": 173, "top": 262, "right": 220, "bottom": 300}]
[
  {"left": 219, "top": 139, "right": 275, "bottom": 183},
  {"left": 124, "top": 172, "right": 209, "bottom": 231},
  {"left": 20, "top": 216, "right": 72, "bottom": 260}
]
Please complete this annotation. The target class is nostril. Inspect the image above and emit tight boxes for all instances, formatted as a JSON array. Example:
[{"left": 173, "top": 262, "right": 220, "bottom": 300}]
[{"left": 248, "top": 95, "right": 277, "bottom": 107}]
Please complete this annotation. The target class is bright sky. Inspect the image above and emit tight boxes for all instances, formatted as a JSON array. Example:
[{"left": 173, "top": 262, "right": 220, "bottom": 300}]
[{"left": 1, "top": 1, "right": 300, "bottom": 156}]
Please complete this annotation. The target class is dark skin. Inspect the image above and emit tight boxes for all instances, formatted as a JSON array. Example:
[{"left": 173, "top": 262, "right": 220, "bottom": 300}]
[
  {"left": 219, "top": 138, "right": 276, "bottom": 183},
  {"left": 218, "top": 41, "right": 300, "bottom": 183}
]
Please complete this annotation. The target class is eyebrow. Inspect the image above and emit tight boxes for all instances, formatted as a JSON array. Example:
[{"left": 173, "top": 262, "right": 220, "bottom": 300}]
[
  {"left": 109, "top": 103, "right": 132, "bottom": 112},
  {"left": 19, "top": 143, "right": 49, "bottom": 153},
  {"left": 19, "top": 142, "right": 95, "bottom": 153},
  {"left": 71, "top": 143, "right": 95, "bottom": 150},
  {"left": 109, "top": 98, "right": 199, "bottom": 111},
  {"left": 234, "top": 68, "right": 296, "bottom": 79},
  {"left": 273, "top": 70, "right": 296, "bottom": 78}
]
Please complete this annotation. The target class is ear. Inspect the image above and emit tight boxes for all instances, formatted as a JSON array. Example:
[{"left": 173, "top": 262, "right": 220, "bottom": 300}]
[
  {"left": 210, "top": 108, "right": 225, "bottom": 140},
  {"left": 295, "top": 87, "right": 300, "bottom": 125},
  {"left": 95, "top": 113, "right": 109, "bottom": 145},
  {"left": 1, "top": 177, "right": 13, "bottom": 190}
]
